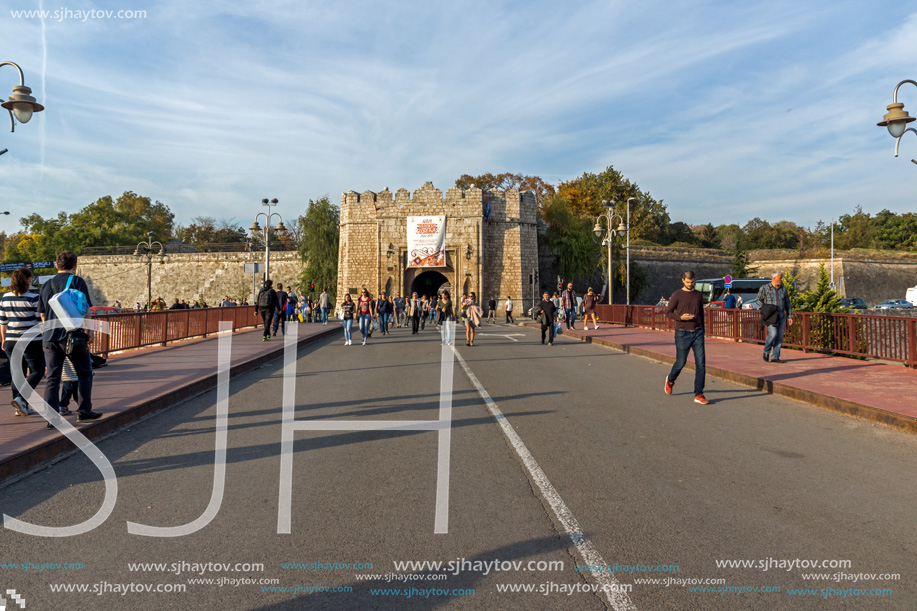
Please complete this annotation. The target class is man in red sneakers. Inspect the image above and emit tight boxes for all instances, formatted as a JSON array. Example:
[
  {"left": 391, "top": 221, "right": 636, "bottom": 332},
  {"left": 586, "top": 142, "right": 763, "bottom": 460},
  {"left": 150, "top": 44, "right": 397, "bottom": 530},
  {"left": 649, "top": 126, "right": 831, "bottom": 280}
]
[{"left": 663, "top": 270, "right": 709, "bottom": 405}]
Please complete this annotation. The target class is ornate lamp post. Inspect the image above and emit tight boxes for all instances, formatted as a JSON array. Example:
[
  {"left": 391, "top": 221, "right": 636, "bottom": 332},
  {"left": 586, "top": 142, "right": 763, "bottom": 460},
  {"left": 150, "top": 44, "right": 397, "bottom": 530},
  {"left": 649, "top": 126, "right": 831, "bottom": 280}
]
[
  {"left": 249, "top": 198, "right": 287, "bottom": 283},
  {"left": 594, "top": 201, "right": 628, "bottom": 305},
  {"left": 877, "top": 79, "right": 917, "bottom": 164},
  {"left": 133, "top": 232, "right": 166, "bottom": 310},
  {"left": 0, "top": 61, "right": 45, "bottom": 156}
]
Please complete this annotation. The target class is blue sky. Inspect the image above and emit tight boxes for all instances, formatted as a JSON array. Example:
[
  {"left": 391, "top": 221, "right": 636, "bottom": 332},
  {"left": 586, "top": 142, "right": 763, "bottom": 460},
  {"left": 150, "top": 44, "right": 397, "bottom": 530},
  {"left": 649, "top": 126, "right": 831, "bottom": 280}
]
[{"left": 1, "top": 0, "right": 915, "bottom": 232}]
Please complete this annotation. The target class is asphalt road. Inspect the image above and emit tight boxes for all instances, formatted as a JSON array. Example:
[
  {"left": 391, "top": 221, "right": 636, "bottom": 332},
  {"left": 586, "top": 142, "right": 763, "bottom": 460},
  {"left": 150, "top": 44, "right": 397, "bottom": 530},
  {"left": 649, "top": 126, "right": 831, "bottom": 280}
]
[{"left": 0, "top": 320, "right": 914, "bottom": 610}]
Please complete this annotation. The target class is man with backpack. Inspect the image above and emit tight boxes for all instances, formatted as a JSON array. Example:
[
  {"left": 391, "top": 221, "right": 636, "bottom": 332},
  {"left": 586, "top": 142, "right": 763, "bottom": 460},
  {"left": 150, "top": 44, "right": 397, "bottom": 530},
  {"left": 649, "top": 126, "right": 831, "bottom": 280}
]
[
  {"left": 257, "top": 279, "right": 280, "bottom": 341},
  {"left": 38, "top": 250, "right": 101, "bottom": 427}
]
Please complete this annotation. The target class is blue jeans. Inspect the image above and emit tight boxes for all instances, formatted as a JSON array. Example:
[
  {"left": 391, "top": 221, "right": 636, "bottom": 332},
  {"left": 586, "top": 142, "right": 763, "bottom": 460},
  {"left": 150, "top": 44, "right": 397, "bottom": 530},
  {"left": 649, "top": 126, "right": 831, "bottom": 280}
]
[
  {"left": 764, "top": 311, "right": 787, "bottom": 359},
  {"left": 380, "top": 312, "right": 390, "bottom": 334},
  {"left": 321, "top": 307, "right": 329, "bottom": 324},
  {"left": 342, "top": 318, "right": 353, "bottom": 342},
  {"left": 272, "top": 311, "right": 285, "bottom": 334},
  {"left": 668, "top": 329, "right": 706, "bottom": 396},
  {"left": 359, "top": 314, "right": 372, "bottom": 339},
  {"left": 564, "top": 307, "right": 576, "bottom": 329},
  {"left": 441, "top": 317, "right": 453, "bottom": 344}
]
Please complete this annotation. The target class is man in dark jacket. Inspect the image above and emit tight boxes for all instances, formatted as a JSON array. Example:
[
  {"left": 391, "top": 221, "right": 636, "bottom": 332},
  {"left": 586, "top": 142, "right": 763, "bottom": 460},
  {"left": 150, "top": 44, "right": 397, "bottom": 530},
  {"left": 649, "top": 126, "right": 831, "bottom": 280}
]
[
  {"left": 756, "top": 272, "right": 794, "bottom": 363},
  {"left": 38, "top": 250, "right": 102, "bottom": 426},
  {"left": 272, "top": 283, "right": 288, "bottom": 336},
  {"left": 532, "top": 291, "right": 557, "bottom": 345},
  {"left": 257, "top": 279, "right": 280, "bottom": 341}
]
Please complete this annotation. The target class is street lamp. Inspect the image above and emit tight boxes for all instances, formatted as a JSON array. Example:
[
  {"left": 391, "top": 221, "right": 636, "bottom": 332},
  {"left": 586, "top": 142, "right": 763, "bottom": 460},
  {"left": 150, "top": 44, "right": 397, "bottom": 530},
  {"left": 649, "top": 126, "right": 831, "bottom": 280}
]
[
  {"left": 250, "top": 198, "right": 285, "bottom": 283},
  {"left": 594, "top": 200, "right": 628, "bottom": 305},
  {"left": 133, "top": 232, "right": 166, "bottom": 310},
  {"left": 625, "top": 197, "right": 636, "bottom": 306},
  {"left": 877, "top": 79, "right": 917, "bottom": 165},
  {"left": 0, "top": 61, "right": 45, "bottom": 156}
]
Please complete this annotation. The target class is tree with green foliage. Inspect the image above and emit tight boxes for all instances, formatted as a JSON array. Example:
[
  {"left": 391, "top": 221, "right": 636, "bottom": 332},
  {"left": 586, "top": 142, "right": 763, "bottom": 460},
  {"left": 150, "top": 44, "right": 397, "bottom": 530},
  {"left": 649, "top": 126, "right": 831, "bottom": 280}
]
[
  {"left": 175, "top": 217, "right": 246, "bottom": 244},
  {"left": 455, "top": 172, "right": 555, "bottom": 202},
  {"left": 729, "top": 247, "right": 758, "bottom": 278},
  {"left": 699, "top": 223, "right": 721, "bottom": 249},
  {"left": 555, "top": 166, "right": 670, "bottom": 244},
  {"left": 802, "top": 263, "right": 847, "bottom": 313},
  {"left": 298, "top": 196, "right": 340, "bottom": 299},
  {"left": 540, "top": 194, "right": 599, "bottom": 284},
  {"left": 3, "top": 191, "right": 174, "bottom": 262}
]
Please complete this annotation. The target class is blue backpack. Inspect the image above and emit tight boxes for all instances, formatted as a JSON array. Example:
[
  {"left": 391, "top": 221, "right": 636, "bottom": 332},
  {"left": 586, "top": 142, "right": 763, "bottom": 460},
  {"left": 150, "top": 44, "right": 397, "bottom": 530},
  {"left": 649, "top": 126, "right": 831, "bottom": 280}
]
[{"left": 49, "top": 275, "right": 89, "bottom": 331}]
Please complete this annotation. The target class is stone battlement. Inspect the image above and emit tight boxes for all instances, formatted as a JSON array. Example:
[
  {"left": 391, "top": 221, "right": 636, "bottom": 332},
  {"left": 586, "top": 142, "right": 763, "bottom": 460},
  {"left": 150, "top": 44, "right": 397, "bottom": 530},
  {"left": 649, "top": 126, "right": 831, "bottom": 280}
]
[{"left": 340, "top": 181, "right": 537, "bottom": 225}]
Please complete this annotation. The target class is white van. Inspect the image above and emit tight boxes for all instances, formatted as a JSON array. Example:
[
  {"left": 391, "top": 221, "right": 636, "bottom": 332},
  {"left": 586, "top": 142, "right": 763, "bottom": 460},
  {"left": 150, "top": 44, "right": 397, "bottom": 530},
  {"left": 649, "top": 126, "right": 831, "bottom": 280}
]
[{"left": 906, "top": 286, "right": 917, "bottom": 306}]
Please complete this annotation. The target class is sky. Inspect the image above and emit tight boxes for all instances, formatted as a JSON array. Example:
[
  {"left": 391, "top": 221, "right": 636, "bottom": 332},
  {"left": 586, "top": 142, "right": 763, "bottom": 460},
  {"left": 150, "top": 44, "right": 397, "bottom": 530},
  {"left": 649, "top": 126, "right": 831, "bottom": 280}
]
[{"left": 0, "top": 0, "right": 915, "bottom": 233}]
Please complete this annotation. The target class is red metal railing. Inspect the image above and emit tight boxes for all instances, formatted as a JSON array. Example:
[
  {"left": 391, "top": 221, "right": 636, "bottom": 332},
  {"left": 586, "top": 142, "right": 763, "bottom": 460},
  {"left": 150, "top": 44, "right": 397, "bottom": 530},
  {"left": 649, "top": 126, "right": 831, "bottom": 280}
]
[
  {"left": 594, "top": 305, "right": 917, "bottom": 368},
  {"left": 88, "top": 306, "right": 263, "bottom": 355}
]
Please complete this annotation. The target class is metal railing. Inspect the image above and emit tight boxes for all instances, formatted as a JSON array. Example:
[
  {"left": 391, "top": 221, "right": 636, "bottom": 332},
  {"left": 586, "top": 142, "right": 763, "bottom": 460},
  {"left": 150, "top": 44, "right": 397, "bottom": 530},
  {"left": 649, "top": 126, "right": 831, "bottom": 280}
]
[
  {"left": 594, "top": 305, "right": 917, "bottom": 368},
  {"left": 89, "top": 306, "right": 262, "bottom": 355}
]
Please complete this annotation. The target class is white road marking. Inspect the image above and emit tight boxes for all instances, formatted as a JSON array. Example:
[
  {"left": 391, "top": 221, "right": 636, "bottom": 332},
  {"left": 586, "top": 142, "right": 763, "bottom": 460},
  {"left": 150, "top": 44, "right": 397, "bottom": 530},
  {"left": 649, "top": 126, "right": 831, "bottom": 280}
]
[
  {"left": 453, "top": 347, "right": 637, "bottom": 611},
  {"left": 475, "top": 333, "right": 525, "bottom": 342}
]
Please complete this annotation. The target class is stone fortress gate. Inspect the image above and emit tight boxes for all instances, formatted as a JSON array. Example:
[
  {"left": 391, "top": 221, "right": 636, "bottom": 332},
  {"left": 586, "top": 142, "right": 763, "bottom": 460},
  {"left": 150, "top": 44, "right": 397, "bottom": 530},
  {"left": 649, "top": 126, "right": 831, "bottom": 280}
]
[{"left": 336, "top": 182, "right": 538, "bottom": 313}]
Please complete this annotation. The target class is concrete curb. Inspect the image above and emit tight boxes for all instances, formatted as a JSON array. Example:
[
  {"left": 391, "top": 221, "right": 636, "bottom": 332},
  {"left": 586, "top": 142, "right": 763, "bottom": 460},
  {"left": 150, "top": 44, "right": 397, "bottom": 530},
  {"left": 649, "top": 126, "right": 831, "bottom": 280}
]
[
  {"left": 534, "top": 323, "right": 917, "bottom": 436},
  {"left": 0, "top": 326, "right": 340, "bottom": 487}
]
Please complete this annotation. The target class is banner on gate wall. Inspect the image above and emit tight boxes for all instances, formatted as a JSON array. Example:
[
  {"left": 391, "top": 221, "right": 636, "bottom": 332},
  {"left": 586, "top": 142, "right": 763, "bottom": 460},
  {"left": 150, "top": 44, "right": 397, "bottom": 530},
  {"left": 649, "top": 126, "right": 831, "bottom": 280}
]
[{"left": 406, "top": 216, "right": 447, "bottom": 268}]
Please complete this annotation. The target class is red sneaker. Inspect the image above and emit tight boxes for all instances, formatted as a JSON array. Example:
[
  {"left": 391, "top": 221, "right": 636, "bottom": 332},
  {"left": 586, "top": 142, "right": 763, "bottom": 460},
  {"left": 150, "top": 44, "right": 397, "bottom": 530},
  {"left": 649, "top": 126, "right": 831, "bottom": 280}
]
[
  {"left": 664, "top": 378, "right": 673, "bottom": 395},
  {"left": 694, "top": 394, "right": 709, "bottom": 405}
]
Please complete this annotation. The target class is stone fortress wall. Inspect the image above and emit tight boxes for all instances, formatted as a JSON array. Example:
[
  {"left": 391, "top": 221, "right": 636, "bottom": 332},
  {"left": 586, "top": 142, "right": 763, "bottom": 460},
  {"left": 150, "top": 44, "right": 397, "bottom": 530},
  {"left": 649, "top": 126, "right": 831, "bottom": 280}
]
[
  {"left": 335, "top": 181, "right": 539, "bottom": 313},
  {"left": 74, "top": 241, "right": 916, "bottom": 311},
  {"left": 77, "top": 251, "right": 301, "bottom": 308}
]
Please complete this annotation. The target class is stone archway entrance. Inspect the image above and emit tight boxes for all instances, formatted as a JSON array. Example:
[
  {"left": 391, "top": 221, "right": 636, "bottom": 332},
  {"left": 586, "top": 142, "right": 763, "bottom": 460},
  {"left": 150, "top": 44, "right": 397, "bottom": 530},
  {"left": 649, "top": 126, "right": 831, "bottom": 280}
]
[{"left": 411, "top": 270, "right": 449, "bottom": 298}]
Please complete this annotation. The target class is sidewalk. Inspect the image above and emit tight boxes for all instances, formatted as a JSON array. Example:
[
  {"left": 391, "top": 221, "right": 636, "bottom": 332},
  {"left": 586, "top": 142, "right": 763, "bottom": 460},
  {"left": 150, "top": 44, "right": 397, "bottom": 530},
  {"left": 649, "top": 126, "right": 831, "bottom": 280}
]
[
  {"left": 0, "top": 322, "right": 340, "bottom": 486},
  {"left": 545, "top": 322, "right": 917, "bottom": 434}
]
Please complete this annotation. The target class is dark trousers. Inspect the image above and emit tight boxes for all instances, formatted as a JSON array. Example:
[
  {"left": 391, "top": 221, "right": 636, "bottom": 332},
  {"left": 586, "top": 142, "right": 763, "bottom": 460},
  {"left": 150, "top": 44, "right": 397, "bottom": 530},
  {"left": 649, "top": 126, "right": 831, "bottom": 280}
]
[
  {"left": 43, "top": 339, "right": 93, "bottom": 414},
  {"left": 541, "top": 322, "right": 555, "bottom": 344},
  {"left": 5, "top": 340, "right": 45, "bottom": 404},
  {"left": 60, "top": 380, "right": 79, "bottom": 408},
  {"left": 668, "top": 329, "right": 706, "bottom": 395},
  {"left": 506, "top": 311, "right": 514, "bottom": 324},
  {"left": 260, "top": 308, "right": 275, "bottom": 338},
  {"left": 411, "top": 314, "right": 420, "bottom": 334},
  {"left": 272, "top": 310, "right": 286, "bottom": 334}
]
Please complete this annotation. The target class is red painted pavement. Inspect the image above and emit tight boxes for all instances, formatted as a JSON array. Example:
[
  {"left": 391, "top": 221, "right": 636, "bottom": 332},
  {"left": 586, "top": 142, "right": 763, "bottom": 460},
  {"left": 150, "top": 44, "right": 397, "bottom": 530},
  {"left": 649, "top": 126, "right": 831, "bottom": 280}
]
[{"left": 0, "top": 323, "right": 339, "bottom": 469}]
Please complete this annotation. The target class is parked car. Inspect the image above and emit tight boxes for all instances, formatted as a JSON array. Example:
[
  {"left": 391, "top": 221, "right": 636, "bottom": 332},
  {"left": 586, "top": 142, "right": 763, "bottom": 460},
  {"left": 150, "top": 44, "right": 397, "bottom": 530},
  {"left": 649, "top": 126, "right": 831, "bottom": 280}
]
[
  {"left": 874, "top": 299, "right": 914, "bottom": 310},
  {"left": 89, "top": 306, "right": 122, "bottom": 316},
  {"left": 840, "top": 297, "right": 867, "bottom": 311},
  {"left": 705, "top": 301, "right": 725, "bottom": 309}
]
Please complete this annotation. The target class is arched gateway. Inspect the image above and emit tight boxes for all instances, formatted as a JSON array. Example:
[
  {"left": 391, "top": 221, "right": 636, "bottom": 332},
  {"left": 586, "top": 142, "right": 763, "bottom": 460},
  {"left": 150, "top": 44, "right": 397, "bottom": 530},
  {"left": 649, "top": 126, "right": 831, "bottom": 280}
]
[{"left": 335, "top": 182, "right": 538, "bottom": 312}]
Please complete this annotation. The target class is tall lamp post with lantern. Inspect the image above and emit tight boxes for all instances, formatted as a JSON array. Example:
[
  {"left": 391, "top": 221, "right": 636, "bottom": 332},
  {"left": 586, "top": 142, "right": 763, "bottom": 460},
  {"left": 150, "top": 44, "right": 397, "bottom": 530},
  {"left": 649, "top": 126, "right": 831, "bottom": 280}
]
[
  {"left": 594, "top": 201, "right": 628, "bottom": 305},
  {"left": 133, "top": 232, "right": 166, "bottom": 310},
  {"left": 249, "top": 198, "right": 287, "bottom": 284}
]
